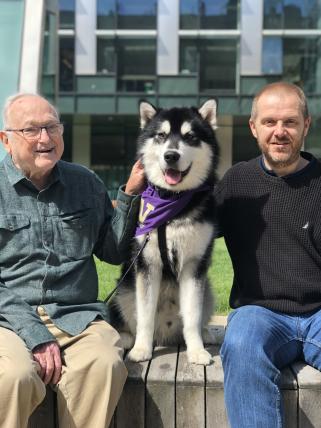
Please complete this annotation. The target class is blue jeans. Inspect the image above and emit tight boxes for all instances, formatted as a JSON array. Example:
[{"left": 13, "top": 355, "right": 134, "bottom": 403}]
[{"left": 220, "top": 305, "right": 321, "bottom": 428}]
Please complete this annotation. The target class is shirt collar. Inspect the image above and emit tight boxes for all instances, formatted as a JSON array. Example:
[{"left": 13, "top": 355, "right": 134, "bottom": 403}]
[{"left": 3, "top": 154, "right": 66, "bottom": 188}]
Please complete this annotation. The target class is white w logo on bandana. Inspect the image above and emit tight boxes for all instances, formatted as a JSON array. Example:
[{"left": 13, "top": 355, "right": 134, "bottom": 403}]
[
  {"left": 139, "top": 199, "right": 155, "bottom": 224},
  {"left": 135, "top": 184, "right": 210, "bottom": 237}
]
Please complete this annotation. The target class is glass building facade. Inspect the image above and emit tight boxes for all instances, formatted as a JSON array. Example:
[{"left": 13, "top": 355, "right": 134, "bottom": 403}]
[
  {"left": 2, "top": 0, "right": 321, "bottom": 189},
  {"left": 56, "top": 0, "right": 321, "bottom": 192}
]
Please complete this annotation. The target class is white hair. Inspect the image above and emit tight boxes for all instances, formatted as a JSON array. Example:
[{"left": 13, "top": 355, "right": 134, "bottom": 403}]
[{"left": 2, "top": 92, "right": 60, "bottom": 128}]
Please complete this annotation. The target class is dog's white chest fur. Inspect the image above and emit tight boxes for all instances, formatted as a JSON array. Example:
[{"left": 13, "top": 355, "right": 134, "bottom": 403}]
[{"left": 139, "top": 217, "right": 214, "bottom": 274}]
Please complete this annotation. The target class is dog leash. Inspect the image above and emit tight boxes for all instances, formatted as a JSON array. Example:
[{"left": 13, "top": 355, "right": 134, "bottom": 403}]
[
  {"left": 157, "top": 223, "right": 176, "bottom": 280},
  {"left": 103, "top": 232, "right": 151, "bottom": 303}
]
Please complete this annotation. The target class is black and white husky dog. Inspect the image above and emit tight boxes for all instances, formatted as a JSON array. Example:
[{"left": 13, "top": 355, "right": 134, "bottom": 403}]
[{"left": 110, "top": 100, "right": 219, "bottom": 365}]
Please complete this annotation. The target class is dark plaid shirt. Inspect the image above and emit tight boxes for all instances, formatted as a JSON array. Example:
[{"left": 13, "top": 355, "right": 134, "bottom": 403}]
[{"left": 0, "top": 155, "right": 140, "bottom": 350}]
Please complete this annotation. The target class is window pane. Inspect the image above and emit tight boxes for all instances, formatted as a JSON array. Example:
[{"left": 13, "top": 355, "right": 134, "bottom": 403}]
[
  {"left": 264, "top": 0, "right": 321, "bottom": 29},
  {"left": 180, "top": 38, "right": 198, "bottom": 74},
  {"left": 97, "top": 38, "right": 116, "bottom": 73},
  {"left": 42, "top": 12, "right": 57, "bottom": 98},
  {"left": 200, "top": 0, "right": 238, "bottom": 29},
  {"left": 43, "top": 13, "right": 57, "bottom": 75},
  {"left": 59, "top": 37, "right": 74, "bottom": 91},
  {"left": 264, "top": 0, "right": 282, "bottom": 29},
  {"left": 117, "top": 38, "right": 156, "bottom": 92},
  {"left": 117, "top": 0, "right": 157, "bottom": 29},
  {"left": 60, "top": 114, "right": 73, "bottom": 162},
  {"left": 306, "top": 116, "right": 321, "bottom": 160},
  {"left": 283, "top": 37, "right": 321, "bottom": 93},
  {"left": 0, "top": 0, "right": 24, "bottom": 131},
  {"left": 262, "top": 37, "right": 283, "bottom": 75},
  {"left": 91, "top": 115, "right": 138, "bottom": 192},
  {"left": 59, "top": 0, "right": 75, "bottom": 29},
  {"left": 180, "top": 0, "right": 199, "bottom": 29},
  {"left": 199, "top": 39, "right": 237, "bottom": 91},
  {"left": 97, "top": 0, "right": 116, "bottom": 29},
  {"left": 284, "top": 0, "right": 321, "bottom": 29}
]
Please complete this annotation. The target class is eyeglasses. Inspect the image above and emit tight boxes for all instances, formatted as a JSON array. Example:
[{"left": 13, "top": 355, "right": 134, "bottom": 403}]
[{"left": 5, "top": 123, "right": 64, "bottom": 141}]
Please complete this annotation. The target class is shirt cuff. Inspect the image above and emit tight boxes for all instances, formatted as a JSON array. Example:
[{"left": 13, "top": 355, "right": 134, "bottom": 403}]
[{"left": 19, "top": 324, "right": 57, "bottom": 351}]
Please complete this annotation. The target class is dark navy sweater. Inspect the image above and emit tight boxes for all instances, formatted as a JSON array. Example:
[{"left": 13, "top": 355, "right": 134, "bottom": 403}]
[{"left": 215, "top": 151, "right": 321, "bottom": 314}]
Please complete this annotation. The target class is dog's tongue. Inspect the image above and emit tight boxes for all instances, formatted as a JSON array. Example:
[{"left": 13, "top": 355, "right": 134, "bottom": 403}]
[{"left": 165, "top": 169, "right": 182, "bottom": 185}]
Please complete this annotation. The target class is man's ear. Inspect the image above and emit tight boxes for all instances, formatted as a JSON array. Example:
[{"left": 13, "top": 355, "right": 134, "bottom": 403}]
[
  {"left": 0, "top": 131, "right": 12, "bottom": 153},
  {"left": 249, "top": 119, "right": 258, "bottom": 139},
  {"left": 304, "top": 116, "right": 311, "bottom": 137}
]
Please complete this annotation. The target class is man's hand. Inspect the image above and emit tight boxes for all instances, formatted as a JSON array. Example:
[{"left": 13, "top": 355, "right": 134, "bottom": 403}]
[
  {"left": 33, "top": 341, "right": 62, "bottom": 385},
  {"left": 125, "top": 159, "right": 146, "bottom": 195}
]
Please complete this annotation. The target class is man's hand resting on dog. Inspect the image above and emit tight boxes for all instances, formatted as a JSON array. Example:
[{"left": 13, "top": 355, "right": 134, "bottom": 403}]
[
  {"left": 33, "top": 341, "right": 62, "bottom": 385},
  {"left": 125, "top": 159, "right": 146, "bottom": 195}
]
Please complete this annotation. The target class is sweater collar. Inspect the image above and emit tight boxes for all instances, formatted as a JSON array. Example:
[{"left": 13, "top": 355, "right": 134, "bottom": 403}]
[{"left": 259, "top": 151, "right": 315, "bottom": 179}]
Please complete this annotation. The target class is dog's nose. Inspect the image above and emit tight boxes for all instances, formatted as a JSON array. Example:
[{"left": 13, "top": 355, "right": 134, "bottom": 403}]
[{"left": 164, "top": 150, "right": 180, "bottom": 164}]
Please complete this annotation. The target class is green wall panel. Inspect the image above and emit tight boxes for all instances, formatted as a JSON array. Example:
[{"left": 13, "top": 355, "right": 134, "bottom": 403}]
[
  {"left": 77, "top": 76, "right": 116, "bottom": 93},
  {"left": 58, "top": 96, "right": 75, "bottom": 114},
  {"left": 158, "top": 76, "right": 198, "bottom": 95},
  {"left": 76, "top": 96, "right": 115, "bottom": 114},
  {"left": 117, "top": 96, "right": 156, "bottom": 114},
  {"left": 158, "top": 97, "right": 198, "bottom": 109}
]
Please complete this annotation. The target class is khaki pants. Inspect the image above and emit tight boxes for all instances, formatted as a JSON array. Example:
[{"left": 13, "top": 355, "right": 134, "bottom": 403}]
[{"left": 0, "top": 308, "right": 127, "bottom": 428}]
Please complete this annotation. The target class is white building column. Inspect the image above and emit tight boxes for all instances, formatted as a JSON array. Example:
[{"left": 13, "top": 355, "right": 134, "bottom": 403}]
[
  {"left": 19, "top": 0, "right": 46, "bottom": 92},
  {"left": 157, "top": 0, "right": 179, "bottom": 75},
  {"left": 75, "top": 0, "right": 96, "bottom": 75},
  {"left": 72, "top": 115, "right": 91, "bottom": 167},
  {"left": 240, "top": 0, "right": 264, "bottom": 75}
]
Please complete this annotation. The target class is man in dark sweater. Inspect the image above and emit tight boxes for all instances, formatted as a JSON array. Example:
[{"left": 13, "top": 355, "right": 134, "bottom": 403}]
[{"left": 216, "top": 82, "right": 321, "bottom": 427}]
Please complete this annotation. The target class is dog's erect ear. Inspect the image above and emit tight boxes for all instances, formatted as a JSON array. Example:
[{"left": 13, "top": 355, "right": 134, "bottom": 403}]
[
  {"left": 198, "top": 99, "right": 218, "bottom": 130},
  {"left": 139, "top": 101, "right": 157, "bottom": 129}
]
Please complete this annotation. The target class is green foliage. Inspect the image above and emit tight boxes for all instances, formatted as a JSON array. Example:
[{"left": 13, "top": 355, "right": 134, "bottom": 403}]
[{"left": 96, "top": 237, "right": 233, "bottom": 315}]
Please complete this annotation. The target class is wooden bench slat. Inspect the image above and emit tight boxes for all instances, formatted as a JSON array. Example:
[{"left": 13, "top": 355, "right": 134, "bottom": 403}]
[
  {"left": 176, "top": 346, "right": 205, "bottom": 428},
  {"left": 116, "top": 356, "right": 150, "bottom": 428},
  {"left": 145, "top": 346, "right": 178, "bottom": 428},
  {"left": 292, "top": 362, "right": 321, "bottom": 428},
  {"left": 205, "top": 345, "right": 229, "bottom": 427}
]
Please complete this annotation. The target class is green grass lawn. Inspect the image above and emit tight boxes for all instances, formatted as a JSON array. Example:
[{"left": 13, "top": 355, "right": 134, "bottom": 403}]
[{"left": 96, "top": 237, "right": 233, "bottom": 315}]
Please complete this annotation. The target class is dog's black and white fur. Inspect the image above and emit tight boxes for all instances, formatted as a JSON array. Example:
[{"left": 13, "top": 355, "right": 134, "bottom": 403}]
[{"left": 110, "top": 100, "right": 219, "bottom": 365}]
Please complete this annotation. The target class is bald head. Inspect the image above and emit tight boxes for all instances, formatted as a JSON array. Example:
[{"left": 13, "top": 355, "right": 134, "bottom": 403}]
[
  {"left": 2, "top": 93, "right": 59, "bottom": 129},
  {"left": 250, "top": 82, "right": 309, "bottom": 121}
]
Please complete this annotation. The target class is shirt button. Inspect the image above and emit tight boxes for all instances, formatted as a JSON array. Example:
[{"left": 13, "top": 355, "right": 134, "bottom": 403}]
[{"left": 37, "top": 306, "right": 46, "bottom": 316}]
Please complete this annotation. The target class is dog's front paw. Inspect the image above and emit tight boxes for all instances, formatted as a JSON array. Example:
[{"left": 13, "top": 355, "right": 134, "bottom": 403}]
[
  {"left": 187, "top": 348, "right": 213, "bottom": 365},
  {"left": 128, "top": 346, "right": 153, "bottom": 362}
]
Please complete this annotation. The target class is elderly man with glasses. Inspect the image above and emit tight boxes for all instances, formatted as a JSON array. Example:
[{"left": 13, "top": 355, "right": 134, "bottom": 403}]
[{"left": 0, "top": 93, "right": 145, "bottom": 428}]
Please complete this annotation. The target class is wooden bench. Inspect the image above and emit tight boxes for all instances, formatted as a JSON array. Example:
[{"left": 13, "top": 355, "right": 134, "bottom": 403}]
[{"left": 28, "top": 325, "right": 321, "bottom": 428}]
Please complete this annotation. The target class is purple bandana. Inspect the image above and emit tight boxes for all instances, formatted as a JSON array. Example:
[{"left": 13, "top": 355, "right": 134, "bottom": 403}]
[{"left": 135, "top": 184, "right": 210, "bottom": 237}]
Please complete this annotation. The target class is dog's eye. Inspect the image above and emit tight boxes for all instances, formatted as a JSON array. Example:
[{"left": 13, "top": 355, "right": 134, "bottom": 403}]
[
  {"left": 184, "top": 132, "right": 197, "bottom": 141},
  {"left": 156, "top": 132, "right": 167, "bottom": 141}
]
